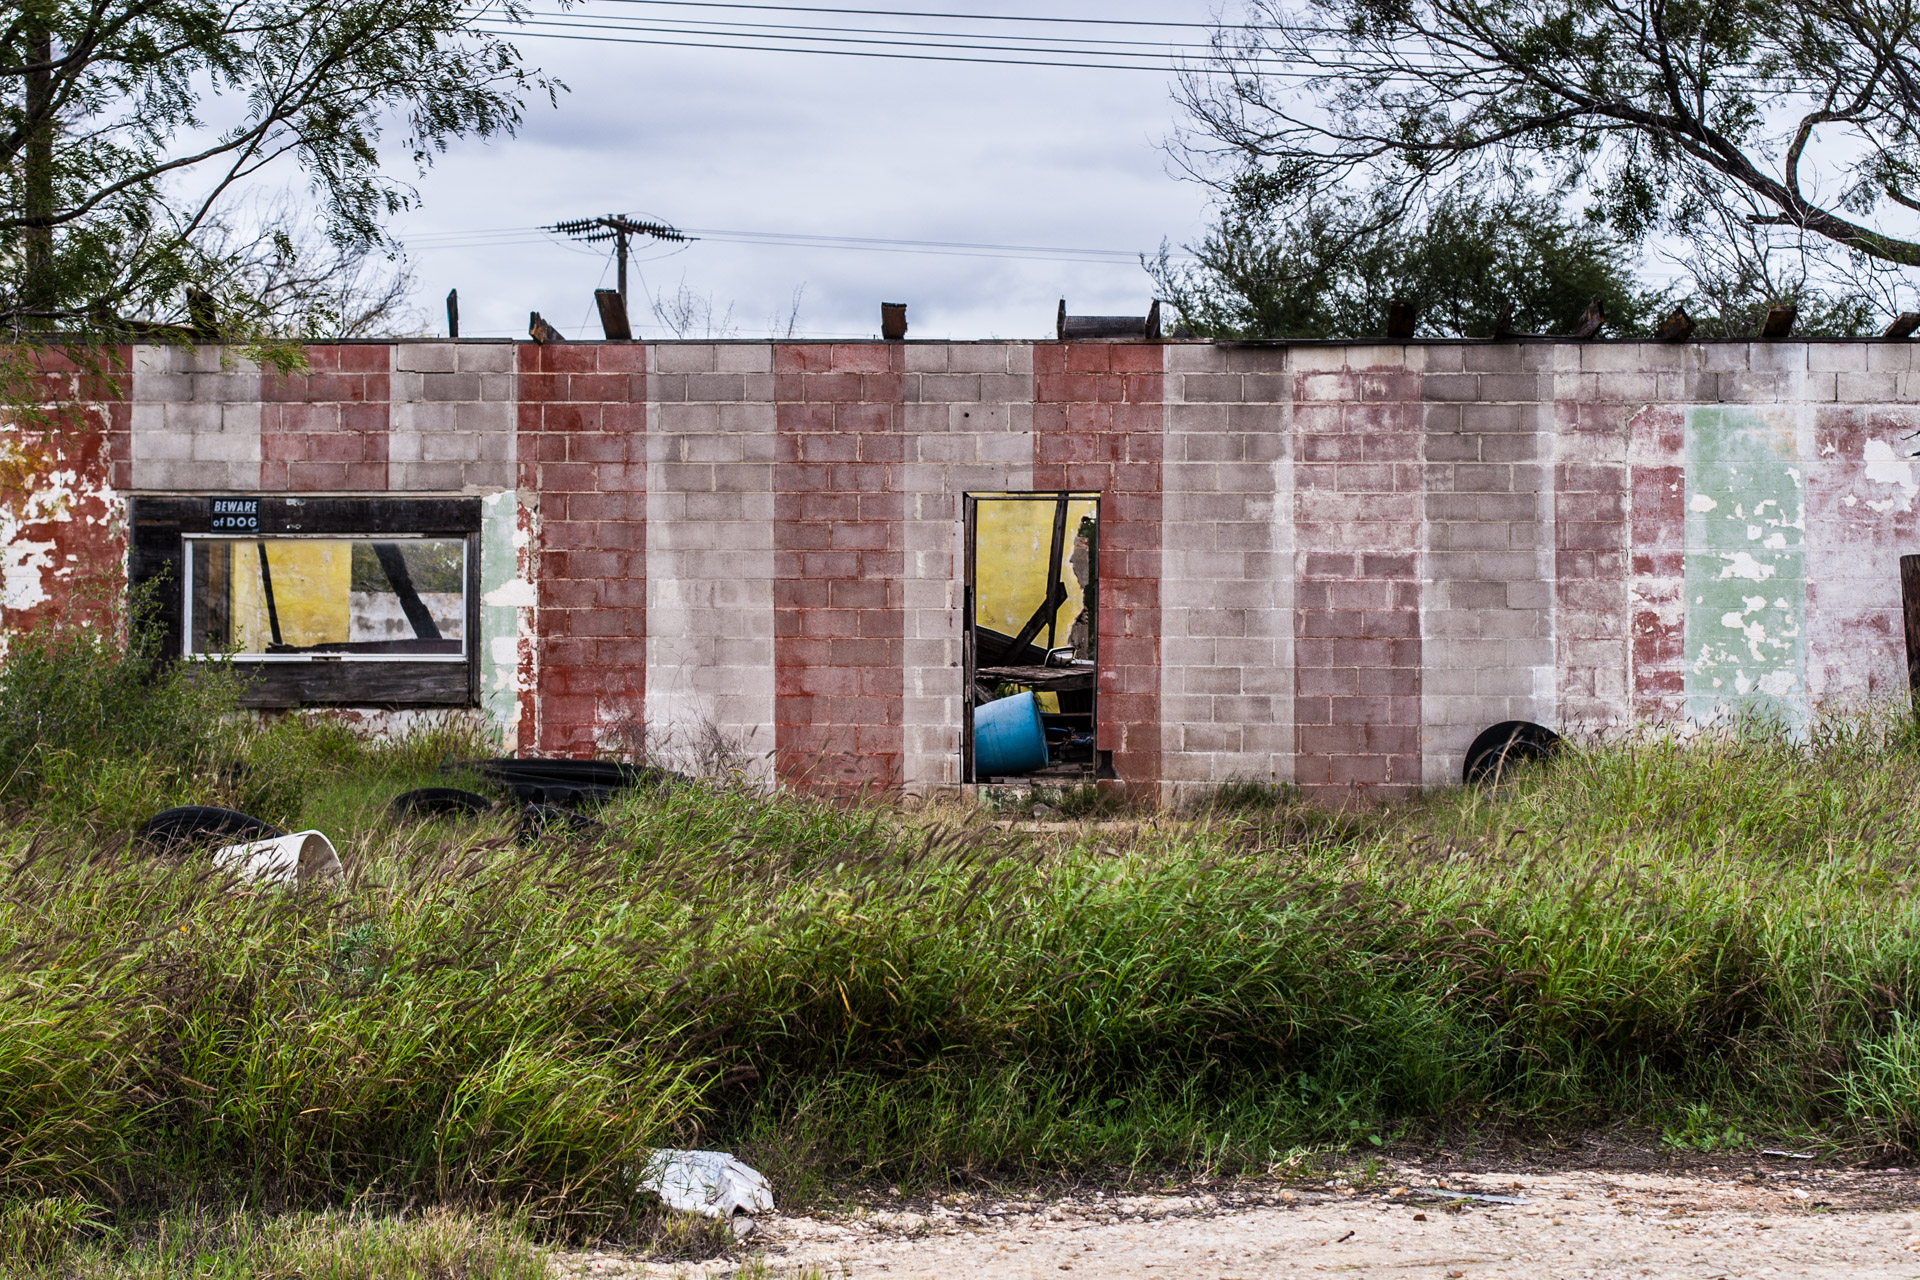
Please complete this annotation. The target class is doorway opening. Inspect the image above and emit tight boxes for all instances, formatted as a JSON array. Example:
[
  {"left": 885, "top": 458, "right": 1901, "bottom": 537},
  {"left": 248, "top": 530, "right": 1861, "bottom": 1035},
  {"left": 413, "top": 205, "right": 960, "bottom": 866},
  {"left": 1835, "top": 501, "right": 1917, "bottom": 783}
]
[{"left": 962, "top": 491, "right": 1103, "bottom": 783}]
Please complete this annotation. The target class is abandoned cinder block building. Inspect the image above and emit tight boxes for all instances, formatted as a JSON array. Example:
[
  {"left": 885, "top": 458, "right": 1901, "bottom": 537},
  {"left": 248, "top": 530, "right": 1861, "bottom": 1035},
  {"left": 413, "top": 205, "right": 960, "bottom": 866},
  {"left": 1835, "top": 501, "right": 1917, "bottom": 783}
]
[{"left": 7, "top": 336, "right": 1918, "bottom": 800}]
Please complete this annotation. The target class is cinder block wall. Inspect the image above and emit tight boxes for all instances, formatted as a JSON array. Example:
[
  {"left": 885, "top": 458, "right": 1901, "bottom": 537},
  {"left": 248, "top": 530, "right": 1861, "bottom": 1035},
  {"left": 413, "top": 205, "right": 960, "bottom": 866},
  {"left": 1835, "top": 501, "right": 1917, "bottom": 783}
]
[{"left": 9, "top": 336, "right": 1919, "bottom": 801}]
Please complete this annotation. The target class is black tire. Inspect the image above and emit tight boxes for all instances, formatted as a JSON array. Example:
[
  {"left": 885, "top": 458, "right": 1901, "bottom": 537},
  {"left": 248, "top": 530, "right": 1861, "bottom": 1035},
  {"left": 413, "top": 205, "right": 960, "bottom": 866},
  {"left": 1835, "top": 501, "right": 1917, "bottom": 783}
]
[
  {"left": 390, "top": 787, "right": 494, "bottom": 821},
  {"left": 136, "top": 806, "right": 283, "bottom": 852},
  {"left": 463, "top": 758, "right": 679, "bottom": 807},
  {"left": 1463, "top": 721, "right": 1563, "bottom": 785}
]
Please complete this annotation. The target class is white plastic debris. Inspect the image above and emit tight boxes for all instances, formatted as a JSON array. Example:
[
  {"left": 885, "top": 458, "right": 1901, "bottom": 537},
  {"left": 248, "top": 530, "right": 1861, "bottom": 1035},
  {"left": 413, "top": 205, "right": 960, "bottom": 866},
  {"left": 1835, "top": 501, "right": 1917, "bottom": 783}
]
[
  {"left": 639, "top": 1150, "right": 774, "bottom": 1219},
  {"left": 212, "top": 830, "right": 343, "bottom": 886}
]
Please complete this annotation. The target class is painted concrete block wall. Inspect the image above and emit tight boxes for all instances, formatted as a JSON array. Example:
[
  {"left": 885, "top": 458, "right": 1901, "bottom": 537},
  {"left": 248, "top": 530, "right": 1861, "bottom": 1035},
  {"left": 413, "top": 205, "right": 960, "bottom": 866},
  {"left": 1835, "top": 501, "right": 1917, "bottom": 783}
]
[
  {"left": 1160, "top": 344, "right": 1292, "bottom": 787},
  {"left": 15, "top": 336, "right": 1920, "bottom": 801},
  {"left": 897, "top": 343, "right": 1037, "bottom": 789},
  {"left": 391, "top": 342, "right": 516, "bottom": 492},
  {"left": 643, "top": 341, "right": 779, "bottom": 781},
  {"left": 0, "top": 348, "right": 127, "bottom": 641},
  {"left": 516, "top": 342, "right": 649, "bottom": 757}
]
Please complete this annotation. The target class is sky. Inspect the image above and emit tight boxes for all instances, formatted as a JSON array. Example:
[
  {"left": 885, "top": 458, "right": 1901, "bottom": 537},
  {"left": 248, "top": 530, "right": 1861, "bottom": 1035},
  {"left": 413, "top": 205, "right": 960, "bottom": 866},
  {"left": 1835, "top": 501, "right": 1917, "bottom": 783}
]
[{"left": 384, "top": 1, "right": 1228, "bottom": 342}]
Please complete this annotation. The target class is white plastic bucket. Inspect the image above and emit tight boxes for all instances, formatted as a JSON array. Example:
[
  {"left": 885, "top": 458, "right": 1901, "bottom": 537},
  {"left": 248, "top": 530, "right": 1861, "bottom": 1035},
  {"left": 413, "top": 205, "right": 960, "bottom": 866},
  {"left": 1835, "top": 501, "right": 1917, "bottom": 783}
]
[{"left": 212, "top": 830, "right": 342, "bottom": 886}]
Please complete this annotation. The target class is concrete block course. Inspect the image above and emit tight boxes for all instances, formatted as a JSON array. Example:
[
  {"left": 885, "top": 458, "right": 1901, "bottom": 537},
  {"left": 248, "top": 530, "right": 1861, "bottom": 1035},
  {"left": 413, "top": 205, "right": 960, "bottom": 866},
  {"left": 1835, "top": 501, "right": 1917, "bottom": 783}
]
[{"left": 34, "top": 334, "right": 1920, "bottom": 799}]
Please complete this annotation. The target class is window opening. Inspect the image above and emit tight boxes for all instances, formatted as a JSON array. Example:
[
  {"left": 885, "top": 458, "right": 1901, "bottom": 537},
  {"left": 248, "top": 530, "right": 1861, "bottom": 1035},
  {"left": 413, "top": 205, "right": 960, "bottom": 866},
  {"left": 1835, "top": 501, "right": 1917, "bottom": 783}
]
[
  {"left": 963, "top": 492, "right": 1100, "bottom": 783},
  {"left": 184, "top": 536, "right": 467, "bottom": 661}
]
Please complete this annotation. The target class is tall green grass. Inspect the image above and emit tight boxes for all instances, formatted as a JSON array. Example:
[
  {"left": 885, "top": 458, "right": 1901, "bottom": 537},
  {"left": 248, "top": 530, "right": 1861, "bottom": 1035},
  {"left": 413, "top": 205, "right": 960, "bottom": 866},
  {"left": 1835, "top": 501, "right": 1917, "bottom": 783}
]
[
  {"left": 0, "top": 604, "right": 498, "bottom": 835},
  {"left": 7, "top": 727, "right": 1920, "bottom": 1225},
  {"left": 11, "top": 620, "right": 1920, "bottom": 1241}
]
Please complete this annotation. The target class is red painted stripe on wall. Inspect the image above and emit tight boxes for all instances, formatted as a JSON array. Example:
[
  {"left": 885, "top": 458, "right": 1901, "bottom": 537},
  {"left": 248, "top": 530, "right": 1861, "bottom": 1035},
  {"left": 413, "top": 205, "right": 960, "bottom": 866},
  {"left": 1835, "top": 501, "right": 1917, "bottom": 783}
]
[
  {"left": 1032, "top": 341, "right": 1163, "bottom": 796},
  {"left": 1554, "top": 399, "right": 1633, "bottom": 727},
  {"left": 260, "top": 344, "right": 390, "bottom": 491},
  {"left": 517, "top": 342, "right": 649, "bottom": 756},
  {"left": 1292, "top": 366, "right": 1423, "bottom": 794},
  {"left": 1627, "top": 406, "right": 1686, "bottom": 721},
  {"left": 772, "top": 342, "right": 906, "bottom": 794}
]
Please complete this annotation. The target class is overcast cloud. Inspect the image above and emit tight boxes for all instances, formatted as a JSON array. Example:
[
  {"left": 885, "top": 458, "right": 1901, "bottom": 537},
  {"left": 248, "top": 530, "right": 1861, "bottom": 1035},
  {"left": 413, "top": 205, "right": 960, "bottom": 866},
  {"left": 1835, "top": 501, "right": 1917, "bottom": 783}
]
[{"left": 386, "top": 1, "right": 1223, "bottom": 342}]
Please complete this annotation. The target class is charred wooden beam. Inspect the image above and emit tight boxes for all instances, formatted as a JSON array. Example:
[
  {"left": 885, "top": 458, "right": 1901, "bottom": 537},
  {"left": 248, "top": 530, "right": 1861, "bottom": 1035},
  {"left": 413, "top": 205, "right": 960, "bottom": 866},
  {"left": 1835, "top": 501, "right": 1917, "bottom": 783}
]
[{"left": 1655, "top": 306, "right": 1696, "bottom": 342}]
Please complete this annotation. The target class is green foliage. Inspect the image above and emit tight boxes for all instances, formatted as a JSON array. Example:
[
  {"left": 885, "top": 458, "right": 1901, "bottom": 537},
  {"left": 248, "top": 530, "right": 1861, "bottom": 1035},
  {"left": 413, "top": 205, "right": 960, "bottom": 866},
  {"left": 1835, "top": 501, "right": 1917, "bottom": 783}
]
[
  {"left": 1179, "top": 0, "right": 1920, "bottom": 277},
  {"left": 1660, "top": 1104, "right": 1749, "bottom": 1152},
  {"left": 0, "top": 605, "right": 501, "bottom": 833},
  {"left": 1187, "top": 776, "right": 1299, "bottom": 814},
  {"left": 1, "top": 0, "right": 549, "bottom": 332},
  {"left": 349, "top": 540, "right": 465, "bottom": 593},
  {"left": 1152, "top": 176, "right": 1656, "bottom": 339}
]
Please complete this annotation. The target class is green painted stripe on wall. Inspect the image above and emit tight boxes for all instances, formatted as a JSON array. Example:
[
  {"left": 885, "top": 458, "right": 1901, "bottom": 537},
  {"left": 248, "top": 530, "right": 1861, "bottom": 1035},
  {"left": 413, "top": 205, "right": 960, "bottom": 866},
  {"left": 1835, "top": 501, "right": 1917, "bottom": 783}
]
[{"left": 1683, "top": 406, "right": 1807, "bottom": 727}]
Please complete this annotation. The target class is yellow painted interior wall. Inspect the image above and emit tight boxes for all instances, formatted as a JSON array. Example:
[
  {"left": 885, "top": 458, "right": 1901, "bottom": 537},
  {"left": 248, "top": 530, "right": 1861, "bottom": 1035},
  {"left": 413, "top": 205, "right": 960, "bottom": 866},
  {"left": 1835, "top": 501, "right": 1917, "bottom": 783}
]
[
  {"left": 232, "top": 540, "right": 351, "bottom": 652},
  {"left": 974, "top": 498, "right": 1096, "bottom": 643},
  {"left": 975, "top": 498, "right": 1097, "bottom": 714}
]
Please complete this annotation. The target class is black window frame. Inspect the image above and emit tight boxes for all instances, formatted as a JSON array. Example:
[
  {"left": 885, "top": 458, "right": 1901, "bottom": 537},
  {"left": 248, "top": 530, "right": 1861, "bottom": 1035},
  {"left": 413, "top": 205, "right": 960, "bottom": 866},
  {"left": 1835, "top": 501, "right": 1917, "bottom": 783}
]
[{"left": 130, "top": 496, "right": 483, "bottom": 708}]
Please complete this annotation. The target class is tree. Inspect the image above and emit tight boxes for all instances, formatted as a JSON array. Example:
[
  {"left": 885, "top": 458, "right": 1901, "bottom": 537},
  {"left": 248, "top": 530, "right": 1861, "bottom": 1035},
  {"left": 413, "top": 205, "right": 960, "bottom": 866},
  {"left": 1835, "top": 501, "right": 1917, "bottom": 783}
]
[
  {"left": 1662, "top": 182, "right": 1892, "bottom": 335},
  {"left": 648, "top": 278, "right": 740, "bottom": 340},
  {"left": 0, "top": 0, "right": 549, "bottom": 334},
  {"left": 1178, "top": 0, "right": 1920, "bottom": 284},
  {"left": 1150, "top": 173, "right": 1655, "bottom": 338},
  {"left": 192, "top": 192, "right": 426, "bottom": 339}
]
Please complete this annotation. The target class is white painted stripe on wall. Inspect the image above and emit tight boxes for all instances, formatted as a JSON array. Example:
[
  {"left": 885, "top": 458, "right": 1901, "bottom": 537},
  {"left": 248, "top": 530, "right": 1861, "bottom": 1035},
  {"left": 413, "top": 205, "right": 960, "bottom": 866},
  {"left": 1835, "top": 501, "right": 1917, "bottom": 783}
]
[
  {"left": 1161, "top": 344, "right": 1294, "bottom": 798},
  {"left": 898, "top": 343, "right": 1036, "bottom": 790},
  {"left": 128, "top": 344, "right": 262, "bottom": 492},
  {"left": 643, "top": 342, "right": 778, "bottom": 782}
]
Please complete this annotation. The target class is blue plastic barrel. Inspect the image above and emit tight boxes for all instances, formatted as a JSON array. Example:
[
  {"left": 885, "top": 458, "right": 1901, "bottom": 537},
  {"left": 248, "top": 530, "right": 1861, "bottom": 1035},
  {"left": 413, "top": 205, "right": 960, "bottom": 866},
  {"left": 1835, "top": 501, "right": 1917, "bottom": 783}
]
[{"left": 973, "top": 690, "right": 1049, "bottom": 777}]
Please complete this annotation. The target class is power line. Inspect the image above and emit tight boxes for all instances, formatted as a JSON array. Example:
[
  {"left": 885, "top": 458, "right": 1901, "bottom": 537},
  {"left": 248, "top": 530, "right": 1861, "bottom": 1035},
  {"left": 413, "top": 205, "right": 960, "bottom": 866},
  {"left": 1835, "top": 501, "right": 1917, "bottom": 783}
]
[
  {"left": 405, "top": 220, "right": 1180, "bottom": 264},
  {"left": 475, "top": 24, "right": 1372, "bottom": 73},
  {"left": 483, "top": 5, "right": 1791, "bottom": 82},
  {"left": 505, "top": 13, "right": 1378, "bottom": 67},
  {"left": 504, "top": 16, "right": 1255, "bottom": 62},
  {"left": 684, "top": 225, "right": 1148, "bottom": 258},
  {"left": 548, "top": 214, "right": 690, "bottom": 313},
  {"left": 584, "top": 0, "right": 1305, "bottom": 30},
  {"left": 483, "top": 12, "right": 1590, "bottom": 77},
  {"left": 525, "top": 13, "right": 1230, "bottom": 50},
  {"left": 483, "top": 22, "right": 1788, "bottom": 86},
  {"left": 469, "top": 25, "right": 1173, "bottom": 70}
]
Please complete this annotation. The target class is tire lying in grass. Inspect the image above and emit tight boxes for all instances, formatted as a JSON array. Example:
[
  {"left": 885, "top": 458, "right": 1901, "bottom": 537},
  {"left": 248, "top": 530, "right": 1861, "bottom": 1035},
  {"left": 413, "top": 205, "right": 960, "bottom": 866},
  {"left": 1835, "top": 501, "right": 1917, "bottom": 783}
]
[
  {"left": 1463, "top": 720, "right": 1563, "bottom": 785},
  {"left": 136, "top": 806, "right": 284, "bottom": 852},
  {"left": 389, "top": 786, "right": 495, "bottom": 822},
  {"left": 466, "top": 758, "right": 679, "bottom": 808}
]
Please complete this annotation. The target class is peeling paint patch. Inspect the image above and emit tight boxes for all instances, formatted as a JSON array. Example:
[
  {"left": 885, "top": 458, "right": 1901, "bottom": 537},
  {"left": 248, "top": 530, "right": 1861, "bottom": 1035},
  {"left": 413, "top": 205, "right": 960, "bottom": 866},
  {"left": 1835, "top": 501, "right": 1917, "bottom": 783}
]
[
  {"left": 0, "top": 539, "right": 54, "bottom": 610},
  {"left": 482, "top": 579, "right": 537, "bottom": 608},
  {"left": 0, "top": 410, "right": 125, "bottom": 649},
  {"left": 514, "top": 494, "right": 540, "bottom": 754},
  {"left": 1863, "top": 438, "right": 1917, "bottom": 490},
  {"left": 1684, "top": 406, "right": 1806, "bottom": 727},
  {"left": 478, "top": 490, "right": 532, "bottom": 746}
]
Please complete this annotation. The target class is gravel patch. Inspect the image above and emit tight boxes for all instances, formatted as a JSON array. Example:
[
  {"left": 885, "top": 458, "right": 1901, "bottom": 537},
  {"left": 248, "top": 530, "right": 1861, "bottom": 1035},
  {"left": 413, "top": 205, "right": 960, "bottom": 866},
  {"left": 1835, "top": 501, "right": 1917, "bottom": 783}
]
[{"left": 553, "top": 1165, "right": 1920, "bottom": 1278}]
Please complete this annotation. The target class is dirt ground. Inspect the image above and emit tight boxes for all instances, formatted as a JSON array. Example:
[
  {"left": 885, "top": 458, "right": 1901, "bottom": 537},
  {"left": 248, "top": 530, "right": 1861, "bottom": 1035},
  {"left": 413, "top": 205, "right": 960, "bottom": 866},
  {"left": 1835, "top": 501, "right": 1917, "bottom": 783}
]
[{"left": 554, "top": 1162, "right": 1920, "bottom": 1279}]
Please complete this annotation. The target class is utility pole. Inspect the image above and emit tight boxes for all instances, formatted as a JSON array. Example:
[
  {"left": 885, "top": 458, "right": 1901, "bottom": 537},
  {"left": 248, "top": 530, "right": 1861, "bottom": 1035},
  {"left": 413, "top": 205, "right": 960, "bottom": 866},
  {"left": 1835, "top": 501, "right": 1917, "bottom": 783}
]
[{"left": 548, "top": 215, "right": 689, "bottom": 314}]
